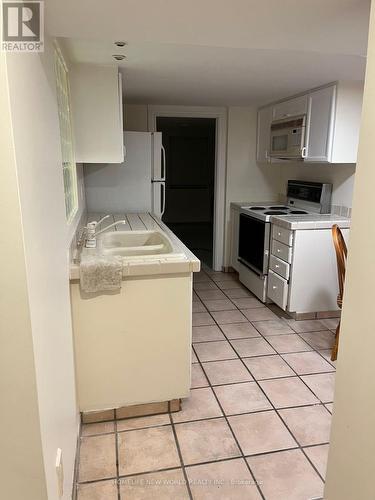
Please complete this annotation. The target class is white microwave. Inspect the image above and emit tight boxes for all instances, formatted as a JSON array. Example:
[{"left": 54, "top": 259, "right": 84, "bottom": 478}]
[{"left": 270, "top": 115, "right": 307, "bottom": 160}]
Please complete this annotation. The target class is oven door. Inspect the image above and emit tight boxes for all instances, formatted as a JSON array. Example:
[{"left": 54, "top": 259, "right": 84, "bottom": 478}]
[{"left": 238, "top": 213, "right": 270, "bottom": 276}]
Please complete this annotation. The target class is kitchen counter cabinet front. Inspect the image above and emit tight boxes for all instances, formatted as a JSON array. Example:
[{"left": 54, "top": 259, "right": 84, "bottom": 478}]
[{"left": 71, "top": 272, "right": 193, "bottom": 413}]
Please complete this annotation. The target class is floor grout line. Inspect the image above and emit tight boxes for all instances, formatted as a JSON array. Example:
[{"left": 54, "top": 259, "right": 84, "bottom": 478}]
[{"left": 168, "top": 413, "right": 194, "bottom": 499}]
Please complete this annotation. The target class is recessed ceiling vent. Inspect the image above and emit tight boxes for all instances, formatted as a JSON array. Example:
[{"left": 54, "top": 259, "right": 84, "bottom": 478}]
[
  {"left": 114, "top": 41, "right": 127, "bottom": 47},
  {"left": 113, "top": 54, "right": 126, "bottom": 61}
]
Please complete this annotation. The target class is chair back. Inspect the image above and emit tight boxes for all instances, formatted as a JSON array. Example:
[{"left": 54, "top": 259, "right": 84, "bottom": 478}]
[{"left": 332, "top": 224, "right": 347, "bottom": 304}]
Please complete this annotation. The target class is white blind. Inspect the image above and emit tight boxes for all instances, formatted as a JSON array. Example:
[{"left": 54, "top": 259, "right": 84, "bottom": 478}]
[{"left": 54, "top": 47, "right": 78, "bottom": 222}]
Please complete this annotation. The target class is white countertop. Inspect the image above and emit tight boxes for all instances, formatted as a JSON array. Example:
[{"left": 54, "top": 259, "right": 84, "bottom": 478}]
[
  {"left": 70, "top": 213, "right": 200, "bottom": 280},
  {"left": 270, "top": 213, "right": 351, "bottom": 230}
]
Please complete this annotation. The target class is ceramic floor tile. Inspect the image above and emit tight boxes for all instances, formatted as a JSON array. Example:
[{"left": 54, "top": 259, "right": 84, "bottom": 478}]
[
  {"left": 192, "top": 302, "right": 207, "bottom": 313},
  {"left": 301, "top": 373, "right": 336, "bottom": 403},
  {"left": 203, "top": 299, "right": 237, "bottom": 312},
  {"left": 325, "top": 403, "right": 334, "bottom": 413},
  {"left": 321, "top": 318, "right": 340, "bottom": 330},
  {"left": 120, "top": 469, "right": 190, "bottom": 499},
  {"left": 230, "top": 297, "right": 264, "bottom": 309},
  {"left": 319, "top": 349, "right": 337, "bottom": 367},
  {"left": 211, "top": 310, "right": 248, "bottom": 324},
  {"left": 282, "top": 351, "right": 335, "bottom": 375},
  {"left": 211, "top": 273, "right": 238, "bottom": 283},
  {"left": 194, "top": 340, "right": 238, "bottom": 362},
  {"left": 242, "top": 308, "right": 279, "bottom": 321},
  {"left": 195, "top": 289, "right": 227, "bottom": 300},
  {"left": 191, "top": 364, "right": 209, "bottom": 388},
  {"left": 192, "top": 312, "right": 216, "bottom": 327},
  {"left": 229, "top": 411, "right": 296, "bottom": 455},
  {"left": 259, "top": 377, "right": 319, "bottom": 408},
  {"left": 224, "top": 288, "right": 254, "bottom": 299},
  {"left": 186, "top": 458, "right": 262, "bottom": 499},
  {"left": 279, "top": 405, "right": 332, "bottom": 446},
  {"left": 202, "top": 359, "right": 253, "bottom": 385},
  {"left": 117, "top": 413, "right": 170, "bottom": 432},
  {"left": 172, "top": 387, "right": 222, "bottom": 423},
  {"left": 194, "top": 281, "right": 219, "bottom": 291},
  {"left": 192, "top": 291, "right": 201, "bottom": 302},
  {"left": 81, "top": 421, "right": 115, "bottom": 437},
  {"left": 304, "top": 444, "right": 330, "bottom": 479},
  {"left": 77, "top": 479, "right": 118, "bottom": 500},
  {"left": 216, "top": 280, "right": 244, "bottom": 290},
  {"left": 118, "top": 425, "right": 180, "bottom": 475},
  {"left": 220, "top": 322, "right": 260, "bottom": 339},
  {"left": 266, "top": 334, "right": 313, "bottom": 354},
  {"left": 247, "top": 449, "right": 324, "bottom": 500},
  {"left": 193, "top": 273, "right": 212, "bottom": 283},
  {"left": 253, "top": 319, "right": 294, "bottom": 336},
  {"left": 300, "top": 330, "right": 335, "bottom": 350},
  {"left": 79, "top": 434, "right": 117, "bottom": 482},
  {"left": 243, "top": 355, "right": 295, "bottom": 380},
  {"left": 230, "top": 338, "right": 276, "bottom": 357},
  {"left": 286, "top": 319, "right": 327, "bottom": 333},
  {"left": 175, "top": 418, "right": 240, "bottom": 465},
  {"left": 214, "top": 382, "right": 271, "bottom": 415},
  {"left": 192, "top": 325, "right": 225, "bottom": 343},
  {"left": 192, "top": 348, "right": 198, "bottom": 363}
]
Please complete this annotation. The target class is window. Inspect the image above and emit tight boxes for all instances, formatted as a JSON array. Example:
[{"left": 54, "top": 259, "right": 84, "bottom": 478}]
[{"left": 54, "top": 46, "right": 78, "bottom": 222}]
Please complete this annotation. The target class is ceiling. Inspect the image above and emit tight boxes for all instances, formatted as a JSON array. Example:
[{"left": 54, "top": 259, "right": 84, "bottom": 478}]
[{"left": 51, "top": 0, "right": 371, "bottom": 106}]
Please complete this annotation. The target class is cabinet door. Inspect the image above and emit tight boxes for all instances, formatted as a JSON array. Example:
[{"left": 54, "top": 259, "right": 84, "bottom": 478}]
[
  {"left": 272, "top": 95, "right": 308, "bottom": 120},
  {"left": 305, "top": 85, "right": 336, "bottom": 162},
  {"left": 230, "top": 208, "right": 240, "bottom": 271},
  {"left": 70, "top": 64, "right": 124, "bottom": 164},
  {"left": 256, "top": 106, "right": 272, "bottom": 162}
]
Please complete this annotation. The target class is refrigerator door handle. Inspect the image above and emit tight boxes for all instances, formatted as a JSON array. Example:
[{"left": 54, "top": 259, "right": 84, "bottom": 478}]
[
  {"left": 161, "top": 183, "right": 166, "bottom": 217},
  {"left": 161, "top": 145, "right": 166, "bottom": 181}
]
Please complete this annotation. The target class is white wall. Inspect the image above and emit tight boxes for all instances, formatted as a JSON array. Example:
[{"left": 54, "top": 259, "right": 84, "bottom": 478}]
[
  {"left": 0, "top": 51, "right": 48, "bottom": 500},
  {"left": 277, "top": 162, "right": 355, "bottom": 211},
  {"left": 1, "top": 34, "right": 84, "bottom": 499},
  {"left": 324, "top": 3, "right": 375, "bottom": 498},
  {"left": 125, "top": 103, "right": 148, "bottom": 131}
]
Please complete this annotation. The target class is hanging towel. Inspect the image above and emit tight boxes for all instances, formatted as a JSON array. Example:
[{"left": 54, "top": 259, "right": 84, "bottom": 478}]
[{"left": 80, "top": 254, "right": 123, "bottom": 293}]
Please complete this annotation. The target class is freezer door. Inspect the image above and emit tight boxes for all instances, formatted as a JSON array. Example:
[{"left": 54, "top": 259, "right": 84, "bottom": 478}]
[
  {"left": 152, "top": 132, "right": 166, "bottom": 181},
  {"left": 152, "top": 182, "right": 166, "bottom": 219}
]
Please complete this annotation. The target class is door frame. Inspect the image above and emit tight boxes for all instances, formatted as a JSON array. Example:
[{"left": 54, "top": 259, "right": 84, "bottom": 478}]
[{"left": 148, "top": 105, "right": 227, "bottom": 271}]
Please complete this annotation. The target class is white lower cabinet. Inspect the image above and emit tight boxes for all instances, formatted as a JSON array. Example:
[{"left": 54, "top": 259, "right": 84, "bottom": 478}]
[
  {"left": 268, "top": 270, "right": 288, "bottom": 310},
  {"left": 268, "top": 222, "right": 349, "bottom": 314}
]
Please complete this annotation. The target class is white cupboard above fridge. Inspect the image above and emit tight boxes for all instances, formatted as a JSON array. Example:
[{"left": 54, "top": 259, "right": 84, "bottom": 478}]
[
  {"left": 69, "top": 64, "right": 124, "bottom": 164},
  {"left": 257, "top": 81, "right": 364, "bottom": 165}
]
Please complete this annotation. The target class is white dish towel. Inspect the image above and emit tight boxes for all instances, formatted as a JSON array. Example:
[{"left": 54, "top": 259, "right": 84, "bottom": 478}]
[{"left": 80, "top": 255, "right": 123, "bottom": 293}]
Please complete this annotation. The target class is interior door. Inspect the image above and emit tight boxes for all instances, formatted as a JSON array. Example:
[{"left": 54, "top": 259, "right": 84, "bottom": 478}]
[{"left": 156, "top": 117, "right": 216, "bottom": 267}]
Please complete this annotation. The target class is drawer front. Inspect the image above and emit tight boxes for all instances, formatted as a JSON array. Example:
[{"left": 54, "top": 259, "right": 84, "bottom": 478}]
[
  {"left": 272, "top": 225, "right": 293, "bottom": 246},
  {"left": 271, "top": 239, "right": 292, "bottom": 264},
  {"left": 267, "top": 270, "right": 288, "bottom": 310},
  {"left": 269, "top": 255, "right": 290, "bottom": 280}
]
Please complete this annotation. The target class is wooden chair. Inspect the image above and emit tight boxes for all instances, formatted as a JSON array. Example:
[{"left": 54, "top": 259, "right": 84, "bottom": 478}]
[{"left": 331, "top": 224, "right": 347, "bottom": 361}]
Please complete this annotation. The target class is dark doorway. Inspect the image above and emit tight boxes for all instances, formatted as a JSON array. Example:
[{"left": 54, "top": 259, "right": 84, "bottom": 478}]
[{"left": 156, "top": 117, "right": 216, "bottom": 268}]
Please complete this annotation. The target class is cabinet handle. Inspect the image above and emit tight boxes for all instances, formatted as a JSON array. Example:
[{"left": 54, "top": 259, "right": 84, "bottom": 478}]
[
  {"left": 277, "top": 249, "right": 281, "bottom": 253},
  {"left": 272, "top": 286, "right": 277, "bottom": 290},
  {"left": 277, "top": 232, "right": 281, "bottom": 236},
  {"left": 275, "top": 264, "right": 280, "bottom": 268},
  {"left": 301, "top": 146, "right": 307, "bottom": 158}
]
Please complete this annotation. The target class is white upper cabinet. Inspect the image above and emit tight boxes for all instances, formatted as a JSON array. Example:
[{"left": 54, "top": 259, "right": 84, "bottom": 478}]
[
  {"left": 305, "top": 85, "right": 336, "bottom": 162},
  {"left": 257, "top": 81, "right": 363, "bottom": 165},
  {"left": 256, "top": 106, "right": 273, "bottom": 162},
  {"left": 272, "top": 95, "right": 308, "bottom": 120},
  {"left": 70, "top": 64, "right": 124, "bottom": 164}
]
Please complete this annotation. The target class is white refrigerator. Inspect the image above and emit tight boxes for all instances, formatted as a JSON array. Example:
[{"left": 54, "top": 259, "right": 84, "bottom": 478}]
[{"left": 84, "top": 131, "right": 166, "bottom": 218}]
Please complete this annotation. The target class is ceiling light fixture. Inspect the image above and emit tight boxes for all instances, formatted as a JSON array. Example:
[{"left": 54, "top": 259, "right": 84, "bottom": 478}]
[
  {"left": 112, "top": 54, "right": 126, "bottom": 61},
  {"left": 114, "top": 41, "right": 127, "bottom": 47}
]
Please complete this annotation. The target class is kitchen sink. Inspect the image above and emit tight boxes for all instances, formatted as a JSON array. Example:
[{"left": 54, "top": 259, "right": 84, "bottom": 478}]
[{"left": 98, "top": 230, "right": 173, "bottom": 257}]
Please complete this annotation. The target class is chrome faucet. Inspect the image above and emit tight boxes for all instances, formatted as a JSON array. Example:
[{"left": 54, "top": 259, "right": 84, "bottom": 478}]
[{"left": 84, "top": 215, "right": 127, "bottom": 248}]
